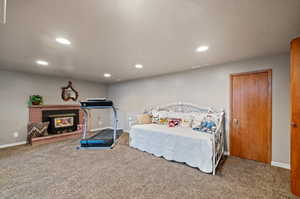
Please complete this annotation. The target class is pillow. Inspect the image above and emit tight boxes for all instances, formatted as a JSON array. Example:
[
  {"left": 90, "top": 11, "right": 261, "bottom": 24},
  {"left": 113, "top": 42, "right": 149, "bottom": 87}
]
[
  {"left": 193, "top": 114, "right": 218, "bottom": 133},
  {"left": 168, "top": 118, "right": 182, "bottom": 127},
  {"left": 151, "top": 110, "right": 169, "bottom": 124},
  {"left": 165, "top": 112, "right": 193, "bottom": 127},
  {"left": 152, "top": 116, "right": 159, "bottom": 124},
  {"left": 180, "top": 114, "right": 193, "bottom": 128},
  {"left": 137, "top": 114, "right": 152, "bottom": 124},
  {"left": 27, "top": 122, "right": 49, "bottom": 138},
  {"left": 181, "top": 119, "right": 192, "bottom": 128},
  {"left": 159, "top": 117, "right": 169, "bottom": 125}
]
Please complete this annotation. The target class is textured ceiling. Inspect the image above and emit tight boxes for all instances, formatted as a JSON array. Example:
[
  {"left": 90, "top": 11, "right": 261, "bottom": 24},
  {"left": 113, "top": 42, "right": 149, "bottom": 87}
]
[{"left": 0, "top": 0, "right": 300, "bottom": 83}]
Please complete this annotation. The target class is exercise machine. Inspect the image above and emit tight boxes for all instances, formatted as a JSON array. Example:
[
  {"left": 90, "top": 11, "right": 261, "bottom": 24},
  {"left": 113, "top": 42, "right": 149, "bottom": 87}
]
[{"left": 77, "top": 98, "right": 120, "bottom": 150}]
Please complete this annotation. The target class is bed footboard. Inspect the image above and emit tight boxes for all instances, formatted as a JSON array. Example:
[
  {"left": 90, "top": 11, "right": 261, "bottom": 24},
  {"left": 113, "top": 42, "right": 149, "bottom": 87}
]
[{"left": 212, "top": 111, "right": 225, "bottom": 175}]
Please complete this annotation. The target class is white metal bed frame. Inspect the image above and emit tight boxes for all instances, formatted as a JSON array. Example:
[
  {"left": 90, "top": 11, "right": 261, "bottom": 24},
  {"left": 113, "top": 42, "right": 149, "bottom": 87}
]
[{"left": 141, "top": 102, "right": 225, "bottom": 175}]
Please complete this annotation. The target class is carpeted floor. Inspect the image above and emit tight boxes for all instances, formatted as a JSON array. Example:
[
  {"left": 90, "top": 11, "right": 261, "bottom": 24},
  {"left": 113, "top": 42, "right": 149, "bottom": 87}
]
[{"left": 0, "top": 136, "right": 298, "bottom": 199}]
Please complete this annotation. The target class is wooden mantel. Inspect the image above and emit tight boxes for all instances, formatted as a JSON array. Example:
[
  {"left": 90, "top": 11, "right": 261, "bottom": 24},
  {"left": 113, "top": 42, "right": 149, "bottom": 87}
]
[
  {"left": 29, "top": 104, "right": 81, "bottom": 108},
  {"left": 29, "top": 104, "right": 83, "bottom": 123}
]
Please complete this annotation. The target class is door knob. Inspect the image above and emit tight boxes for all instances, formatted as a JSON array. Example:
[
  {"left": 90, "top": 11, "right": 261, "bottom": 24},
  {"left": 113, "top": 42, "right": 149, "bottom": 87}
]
[
  {"left": 233, "top": 119, "right": 239, "bottom": 125},
  {"left": 291, "top": 122, "right": 297, "bottom": 128}
]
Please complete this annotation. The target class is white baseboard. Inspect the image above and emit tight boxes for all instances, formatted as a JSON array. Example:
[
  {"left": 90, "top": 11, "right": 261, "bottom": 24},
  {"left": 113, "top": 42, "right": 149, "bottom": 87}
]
[
  {"left": 0, "top": 141, "right": 27, "bottom": 149},
  {"left": 224, "top": 152, "right": 290, "bottom": 170},
  {"left": 271, "top": 161, "right": 290, "bottom": 170}
]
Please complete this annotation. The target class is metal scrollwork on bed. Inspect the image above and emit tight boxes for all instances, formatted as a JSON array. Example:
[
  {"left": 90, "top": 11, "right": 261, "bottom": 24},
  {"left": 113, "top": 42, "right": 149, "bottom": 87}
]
[
  {"left": 212, "top": 110, "right": 225, "bottom": 175},
  {"left": 142, "top": 102, "right": 225, "bottom": 175},
  {"left": 144, "top": 102, "right": 220, "bottom": 113}
]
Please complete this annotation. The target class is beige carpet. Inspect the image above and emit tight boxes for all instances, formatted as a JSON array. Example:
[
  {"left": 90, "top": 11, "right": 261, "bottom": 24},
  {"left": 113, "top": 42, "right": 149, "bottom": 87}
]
[{"left": 0, "top": 137, "right": 298, "bottom": 199}]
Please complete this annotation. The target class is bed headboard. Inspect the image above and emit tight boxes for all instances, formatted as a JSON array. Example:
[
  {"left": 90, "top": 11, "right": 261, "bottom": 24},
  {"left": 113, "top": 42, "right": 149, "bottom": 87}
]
[{"left": 144, "top": 102, "right": 223, "bottom": 114}]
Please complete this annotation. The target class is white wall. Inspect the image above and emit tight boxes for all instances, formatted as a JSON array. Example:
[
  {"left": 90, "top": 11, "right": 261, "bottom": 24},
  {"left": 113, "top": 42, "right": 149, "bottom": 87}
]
[
  {"left": 0, "top": 70, "right": 108, "bottom": 146},
  {"left": 108, "top": 54, "right": 290, "bottom": 164}
]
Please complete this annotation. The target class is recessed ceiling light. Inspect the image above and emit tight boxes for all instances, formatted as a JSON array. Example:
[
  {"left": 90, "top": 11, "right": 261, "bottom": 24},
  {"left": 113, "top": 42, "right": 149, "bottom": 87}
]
[
  {"left": 36, "top": 60, "right": 49, "bottom": 66},
  {"left": 104, "top": 73, "right": 111, "bottom": 78},
  {"left": 55, "top": 37, "right": 71, "bottom": 45},
  {"left": 135, "top": 64, "right": 143, "bottom": 69},
  {"left": 196, "top": 45, "right": 209, "bottom": 52}
]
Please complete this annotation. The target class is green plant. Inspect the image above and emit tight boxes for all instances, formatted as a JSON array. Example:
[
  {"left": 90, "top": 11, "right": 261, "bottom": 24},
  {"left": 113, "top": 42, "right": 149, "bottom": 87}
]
[{"left": 29, "top": 95, "right": 43, "bottom": 105}]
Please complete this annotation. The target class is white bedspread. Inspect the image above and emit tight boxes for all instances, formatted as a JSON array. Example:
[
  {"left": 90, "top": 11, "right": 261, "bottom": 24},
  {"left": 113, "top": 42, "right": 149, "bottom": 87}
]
[{"left": 129, "top": 124, "right": 213, "bottom": 173}]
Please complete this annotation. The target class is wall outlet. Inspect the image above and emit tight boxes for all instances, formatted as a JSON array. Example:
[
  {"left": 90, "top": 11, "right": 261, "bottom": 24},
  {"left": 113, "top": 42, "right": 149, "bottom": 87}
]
[{"left": 13, "top": 132, "right": 19, "bottom": 138}]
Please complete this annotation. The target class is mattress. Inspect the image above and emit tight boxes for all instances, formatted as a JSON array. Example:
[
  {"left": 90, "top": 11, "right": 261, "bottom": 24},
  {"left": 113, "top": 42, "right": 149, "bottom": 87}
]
[{"left": 129, "top": 124, "right": 213, "bottom": 173}]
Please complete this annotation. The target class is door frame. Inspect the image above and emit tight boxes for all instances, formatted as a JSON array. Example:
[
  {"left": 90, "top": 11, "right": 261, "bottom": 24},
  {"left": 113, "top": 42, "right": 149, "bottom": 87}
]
[{"left": 229, "top": 69, "right": 272, "bottom": 163}]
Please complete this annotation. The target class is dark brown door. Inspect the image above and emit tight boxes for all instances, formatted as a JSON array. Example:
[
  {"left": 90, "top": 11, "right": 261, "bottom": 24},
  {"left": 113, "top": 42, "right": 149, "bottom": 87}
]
[
  {"left": 291, "top": 37, "right": 300, "bottom": 196},
  {"left": 230, "top": 70, "right": 272, "bottom": 163}
]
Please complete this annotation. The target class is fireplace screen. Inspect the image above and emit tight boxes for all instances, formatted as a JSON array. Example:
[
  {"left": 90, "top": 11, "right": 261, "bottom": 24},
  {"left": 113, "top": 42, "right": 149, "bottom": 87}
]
[
  {"left": 48, "top": 113, "right": 76, "bottom": 129},
  {"left": 54, "top": 116, "right": 74, "bottom": 128}
]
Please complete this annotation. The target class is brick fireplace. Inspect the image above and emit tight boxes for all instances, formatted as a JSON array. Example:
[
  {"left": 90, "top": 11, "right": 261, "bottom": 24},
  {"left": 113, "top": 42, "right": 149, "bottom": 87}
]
[{"left": 29, "top": 105, "right": 84, "bottom": 145}]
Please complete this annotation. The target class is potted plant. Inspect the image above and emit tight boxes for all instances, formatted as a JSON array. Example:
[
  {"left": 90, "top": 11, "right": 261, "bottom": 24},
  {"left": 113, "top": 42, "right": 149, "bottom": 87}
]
[{"left": 29, "top": 95, "right": 43, "bottom": 106}]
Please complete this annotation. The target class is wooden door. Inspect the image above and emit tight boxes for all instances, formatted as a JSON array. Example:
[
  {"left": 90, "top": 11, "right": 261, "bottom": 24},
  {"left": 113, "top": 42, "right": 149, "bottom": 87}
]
[
  {"left": 291, "top": 37, "right": 300, "bottom": 196},
  {"left": 230, "top": 70, "right": 272, "bottom": 163}
]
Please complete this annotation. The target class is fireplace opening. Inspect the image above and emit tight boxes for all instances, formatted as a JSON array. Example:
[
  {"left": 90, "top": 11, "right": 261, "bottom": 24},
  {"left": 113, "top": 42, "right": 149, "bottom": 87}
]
[
  {"left": 51, "top": 113, "right": 75, "bottom": 127},
  {"left": 42, "top": 109, "right": 79, "bottom": 134}
]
